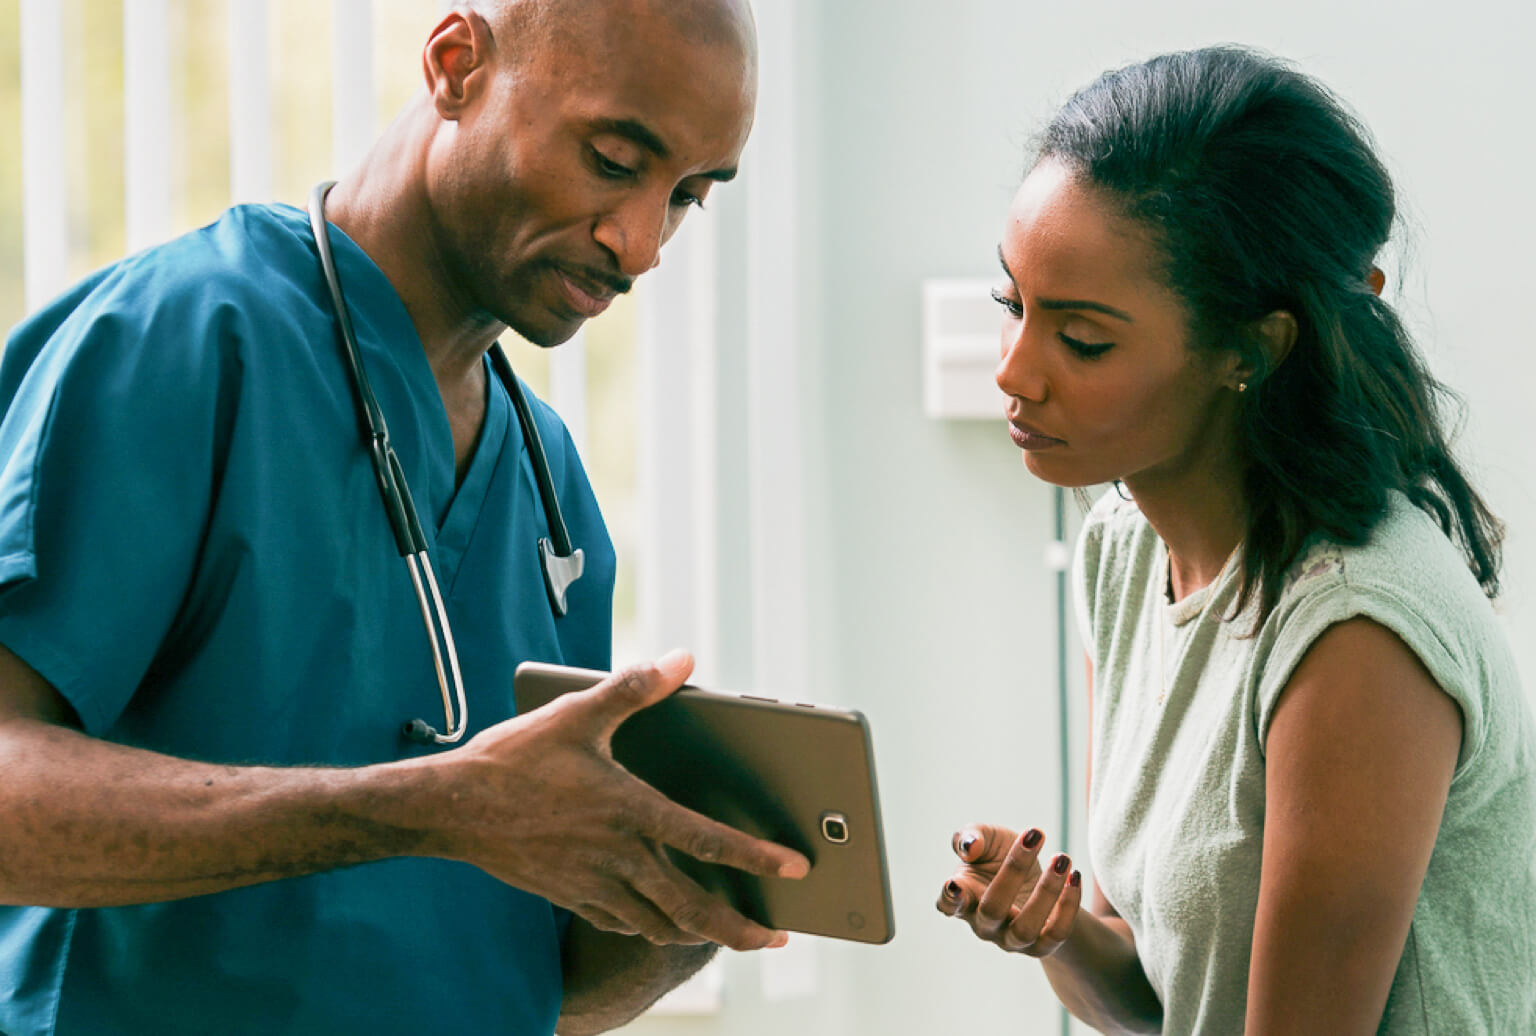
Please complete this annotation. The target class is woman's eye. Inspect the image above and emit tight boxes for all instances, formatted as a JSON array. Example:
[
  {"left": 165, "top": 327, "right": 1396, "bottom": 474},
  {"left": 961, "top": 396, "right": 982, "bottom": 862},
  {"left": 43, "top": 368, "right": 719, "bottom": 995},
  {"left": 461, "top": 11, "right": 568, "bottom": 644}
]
[
  {"left": 1060, "top": 333, "right": 1113, "bottom": 359},
  {"left": 989, "top": 287, "right": 1023, "bottom": 318}
]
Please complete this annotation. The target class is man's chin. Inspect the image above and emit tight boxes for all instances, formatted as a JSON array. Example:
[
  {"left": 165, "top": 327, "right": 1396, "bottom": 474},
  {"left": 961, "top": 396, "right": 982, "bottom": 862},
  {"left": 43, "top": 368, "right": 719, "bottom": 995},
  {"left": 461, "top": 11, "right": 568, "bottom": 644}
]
[{"left": 501, "top": 309, "right": 586, "bottom": 349}]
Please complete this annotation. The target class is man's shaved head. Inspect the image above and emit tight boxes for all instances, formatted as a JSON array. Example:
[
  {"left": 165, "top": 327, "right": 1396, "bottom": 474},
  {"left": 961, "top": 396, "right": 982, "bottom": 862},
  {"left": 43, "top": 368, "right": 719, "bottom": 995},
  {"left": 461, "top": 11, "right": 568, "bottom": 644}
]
[
  {"left": 377, "top": 0, "right": 759, "bottom": 347},
  {"left": 467, "top": 0, "right": 756, "bottom": 69}
]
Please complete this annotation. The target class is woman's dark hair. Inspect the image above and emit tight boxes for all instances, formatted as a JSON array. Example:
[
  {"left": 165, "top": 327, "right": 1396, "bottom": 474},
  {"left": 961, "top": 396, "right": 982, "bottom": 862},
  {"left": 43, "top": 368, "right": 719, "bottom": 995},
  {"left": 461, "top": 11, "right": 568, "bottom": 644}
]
[{"left": 1038, "top": 45, "right": 1502, "bottom": 621}]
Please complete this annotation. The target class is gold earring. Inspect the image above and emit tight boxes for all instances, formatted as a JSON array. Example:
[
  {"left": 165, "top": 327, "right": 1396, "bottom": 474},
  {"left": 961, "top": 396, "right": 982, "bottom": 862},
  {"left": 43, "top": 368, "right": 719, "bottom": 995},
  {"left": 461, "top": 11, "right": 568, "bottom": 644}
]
[{"left": 1237, "top": 382, "right": 1248, "bottom": 393}]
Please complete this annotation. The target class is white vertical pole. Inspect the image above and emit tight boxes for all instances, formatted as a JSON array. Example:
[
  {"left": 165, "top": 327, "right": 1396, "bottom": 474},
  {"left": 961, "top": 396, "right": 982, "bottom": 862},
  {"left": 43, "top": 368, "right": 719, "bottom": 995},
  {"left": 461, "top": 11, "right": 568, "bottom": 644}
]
[
  {"left": 331, "top": 0, "right": 375, "bottom": 177},
  {"left": 548, "top": 331, "right": 588, "bottom": 455},
  {"left": 687, "top": 219, "right": 720, "bottom": 673},
  {"left": 124, "top": 0, "right": 174, "bottom": 254},
  {"left": 20, "top": 0, "right": 69, "bottom": 312},
  {"left": 744, "top": 2, "right": 809, "bottom": 700},
  {"left": 635, "top": 215, "right": 719, "bottom": 670},
  {"left": 745, "top": 0, "right": 820, "bottom": 998},
  {"left": 228, "top": 0, "right": 272, "bottom": 204}
]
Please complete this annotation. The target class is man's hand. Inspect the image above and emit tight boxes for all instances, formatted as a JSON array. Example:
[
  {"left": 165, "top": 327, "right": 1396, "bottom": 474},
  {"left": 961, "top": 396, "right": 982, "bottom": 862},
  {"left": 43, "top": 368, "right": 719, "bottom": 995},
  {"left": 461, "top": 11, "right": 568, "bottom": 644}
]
[{"left": 428, "top": 650, "right": 810, "bottom": 951}]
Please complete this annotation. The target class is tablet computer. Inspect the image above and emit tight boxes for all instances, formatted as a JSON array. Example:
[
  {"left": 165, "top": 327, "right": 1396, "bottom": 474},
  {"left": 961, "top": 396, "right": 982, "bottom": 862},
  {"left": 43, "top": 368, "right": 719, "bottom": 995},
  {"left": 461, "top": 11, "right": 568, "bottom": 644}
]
[{"left": 512, "top": 662, "right": 895, "bottom": 944}]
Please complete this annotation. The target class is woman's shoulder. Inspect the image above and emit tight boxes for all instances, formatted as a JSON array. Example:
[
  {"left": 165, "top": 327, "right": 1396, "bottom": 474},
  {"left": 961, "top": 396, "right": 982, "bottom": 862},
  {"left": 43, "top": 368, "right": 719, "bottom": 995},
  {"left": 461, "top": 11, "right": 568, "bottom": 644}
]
[
  {"left": 1074, "top": 487, "right": 1160, "bottom": 625},
  {"left": 1255, "top": 491, "right": 1519, "bottom": 768},
  {"left": 1278, "top": 491, "right": 1490, "bottom": 618}
]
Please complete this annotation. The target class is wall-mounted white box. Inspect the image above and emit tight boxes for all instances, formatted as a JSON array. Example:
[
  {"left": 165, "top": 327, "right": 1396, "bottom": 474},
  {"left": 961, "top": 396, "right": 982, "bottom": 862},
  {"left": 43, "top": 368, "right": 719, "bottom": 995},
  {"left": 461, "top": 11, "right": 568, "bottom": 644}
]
[{"left": 921, "top": 278, "right": 1007, "bottom": 419}]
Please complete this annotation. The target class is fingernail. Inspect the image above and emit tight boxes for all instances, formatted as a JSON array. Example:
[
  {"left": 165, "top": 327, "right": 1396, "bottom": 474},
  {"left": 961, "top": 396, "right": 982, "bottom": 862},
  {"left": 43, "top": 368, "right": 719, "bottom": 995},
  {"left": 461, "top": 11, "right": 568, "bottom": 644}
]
[
  {"left": 943, "top": 880, "right": 961, "bottom": 899},
  {"left": 959, "top": 834, "right": 977, "bottom": 856},
  {"left": 1053, "top": 854, "right": 1071, "bottom": 875},
  {"left": 1069, "top": 870, "right": 1082, "bottom": 888},
  {"left": 1022, "top": 828, "right": 1043, "bottom": 850},
  {"left": 769, "top": 931, "right": 790, "bottom": 948},
  {"left": 778, "top": 857, "right": 811, "bottom": 879},
  {"left": 658, "top": 647, "right": 690, "bottom": 667}
]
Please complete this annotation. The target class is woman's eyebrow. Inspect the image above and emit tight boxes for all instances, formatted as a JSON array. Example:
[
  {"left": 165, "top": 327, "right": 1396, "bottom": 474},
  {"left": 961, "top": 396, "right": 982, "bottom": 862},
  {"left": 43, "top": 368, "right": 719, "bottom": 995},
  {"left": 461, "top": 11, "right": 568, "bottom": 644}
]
[
  {"left": 996, "top": 245, "right": 1134, "bottom": 323},
  {"left": 996, "top": 244, "right": 1015, "bottom": 283}
]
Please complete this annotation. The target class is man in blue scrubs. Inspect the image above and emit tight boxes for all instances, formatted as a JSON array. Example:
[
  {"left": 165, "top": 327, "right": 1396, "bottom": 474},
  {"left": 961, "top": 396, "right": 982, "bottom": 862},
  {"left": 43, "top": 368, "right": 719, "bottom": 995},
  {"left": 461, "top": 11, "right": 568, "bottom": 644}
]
[{"left": 0, "top": 1, "right": 807, "bottom": 1033}]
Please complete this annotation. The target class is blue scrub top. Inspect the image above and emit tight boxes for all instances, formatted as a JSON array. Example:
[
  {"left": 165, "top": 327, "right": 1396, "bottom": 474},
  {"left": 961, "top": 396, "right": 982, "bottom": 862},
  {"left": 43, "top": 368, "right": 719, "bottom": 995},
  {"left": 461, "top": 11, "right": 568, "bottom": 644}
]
[{"left": 0, "top": 205, "right": 616, "bottom": 1035}]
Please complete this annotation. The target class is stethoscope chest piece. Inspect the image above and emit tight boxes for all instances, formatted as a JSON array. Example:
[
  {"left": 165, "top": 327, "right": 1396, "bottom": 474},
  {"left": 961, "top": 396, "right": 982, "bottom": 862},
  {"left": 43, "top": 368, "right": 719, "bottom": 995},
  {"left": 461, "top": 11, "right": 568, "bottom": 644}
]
[{"left": 540, "top": 539, "right": 584, "bottom": 617}]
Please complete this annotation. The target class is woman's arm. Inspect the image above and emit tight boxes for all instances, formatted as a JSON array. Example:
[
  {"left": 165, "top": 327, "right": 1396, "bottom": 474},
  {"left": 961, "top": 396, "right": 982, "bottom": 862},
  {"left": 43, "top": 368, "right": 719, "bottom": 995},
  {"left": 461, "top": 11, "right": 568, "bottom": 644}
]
[
  {"left": 940, "top": 658, "right": 1162, "bottom": 1035},
  {"left": 1040, "top": 658, "right": 1161, "bottom": 1034},
  {"left": 1246, "top": 617, "right": 1461, "bottom": 1033}
]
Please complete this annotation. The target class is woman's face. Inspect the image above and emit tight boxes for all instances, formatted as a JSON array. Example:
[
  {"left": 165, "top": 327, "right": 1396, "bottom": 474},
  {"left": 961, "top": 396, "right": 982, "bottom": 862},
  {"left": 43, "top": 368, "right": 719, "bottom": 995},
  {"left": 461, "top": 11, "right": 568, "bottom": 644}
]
[{"left": 993, "top": 160, "right": 1243, "bottom": 493}]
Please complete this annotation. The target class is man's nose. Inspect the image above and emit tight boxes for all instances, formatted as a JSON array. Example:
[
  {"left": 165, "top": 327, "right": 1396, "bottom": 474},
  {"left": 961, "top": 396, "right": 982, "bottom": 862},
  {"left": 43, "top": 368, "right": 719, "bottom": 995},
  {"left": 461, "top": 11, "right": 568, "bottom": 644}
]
[{"left": 593, "top": 195, "right": 669, "bottom": 278}]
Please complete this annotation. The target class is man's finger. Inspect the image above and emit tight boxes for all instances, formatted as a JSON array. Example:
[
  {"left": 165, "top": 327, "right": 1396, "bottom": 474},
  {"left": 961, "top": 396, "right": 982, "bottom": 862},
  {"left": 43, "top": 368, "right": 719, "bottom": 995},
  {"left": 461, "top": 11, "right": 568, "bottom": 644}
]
[
  {"left": 628, "top": 849, "right": 784, "bottom": 951},
  {"left": 575, "top": 876, "right": 701, "bottom": 946},
  {"left": 574, "top": 906, "right": 641, "bottom": 937},
  {"left": 569, "top": 651, "right": 695, "bottom": 738},
  {"left": 643, "top": 787, "right": 811, "bottom": 880}
]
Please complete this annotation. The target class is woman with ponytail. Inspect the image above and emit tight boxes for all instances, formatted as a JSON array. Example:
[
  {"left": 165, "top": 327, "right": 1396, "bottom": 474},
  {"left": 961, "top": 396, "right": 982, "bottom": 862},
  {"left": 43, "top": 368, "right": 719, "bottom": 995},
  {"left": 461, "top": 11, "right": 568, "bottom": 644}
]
[{"left": 938, "top": 46, "right": 1536, "bottom": 1034}]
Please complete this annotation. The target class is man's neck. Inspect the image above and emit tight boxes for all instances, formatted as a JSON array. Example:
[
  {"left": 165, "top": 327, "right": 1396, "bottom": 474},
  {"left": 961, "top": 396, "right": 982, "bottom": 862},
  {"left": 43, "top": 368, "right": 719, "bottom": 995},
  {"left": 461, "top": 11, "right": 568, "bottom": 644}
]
[
  {"left": 320, "top": 102, "right": 498, "bottom": 486},
  {"left": 321, "top": 99, "right": 503, "bottom": 392}
]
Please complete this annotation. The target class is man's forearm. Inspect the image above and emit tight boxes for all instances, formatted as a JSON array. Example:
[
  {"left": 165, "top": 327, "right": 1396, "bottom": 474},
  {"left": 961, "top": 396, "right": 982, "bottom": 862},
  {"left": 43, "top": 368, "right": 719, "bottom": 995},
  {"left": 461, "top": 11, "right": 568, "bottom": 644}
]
[
  {"left": 558, "top": 920, "right": 718, "bottom": 1036},
  {"left": 0, "top": 716, "right": 442, "bottom": 907}
]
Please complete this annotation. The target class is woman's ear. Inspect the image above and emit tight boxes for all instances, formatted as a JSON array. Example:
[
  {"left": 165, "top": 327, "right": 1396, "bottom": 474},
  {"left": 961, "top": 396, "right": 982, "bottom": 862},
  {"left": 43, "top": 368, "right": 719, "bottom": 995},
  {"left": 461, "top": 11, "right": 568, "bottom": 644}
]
[
  {"left": 1227, "top": 311, "right": 1298, "bottom": 392},
  {"left": 1255, "top": 311, "right": 1298, "bottom": 370}
]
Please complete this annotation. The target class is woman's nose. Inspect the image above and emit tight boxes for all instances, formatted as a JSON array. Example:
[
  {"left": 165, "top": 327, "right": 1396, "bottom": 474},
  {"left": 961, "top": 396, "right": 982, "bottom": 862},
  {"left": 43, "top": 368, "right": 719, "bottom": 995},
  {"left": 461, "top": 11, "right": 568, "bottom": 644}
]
[{"left": 996, "top": 323, "right": 1048, "bottom": 403}]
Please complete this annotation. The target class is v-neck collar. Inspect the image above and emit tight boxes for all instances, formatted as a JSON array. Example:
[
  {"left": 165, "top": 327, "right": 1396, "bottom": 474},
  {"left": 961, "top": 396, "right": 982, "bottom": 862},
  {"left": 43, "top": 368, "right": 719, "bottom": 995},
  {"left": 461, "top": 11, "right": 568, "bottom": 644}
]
[
  {"left": 289, "top": 204, "right": 511, "bottom": 587},
  {"left": 432, "top": 359, "right": 512, "bottom": 586}
]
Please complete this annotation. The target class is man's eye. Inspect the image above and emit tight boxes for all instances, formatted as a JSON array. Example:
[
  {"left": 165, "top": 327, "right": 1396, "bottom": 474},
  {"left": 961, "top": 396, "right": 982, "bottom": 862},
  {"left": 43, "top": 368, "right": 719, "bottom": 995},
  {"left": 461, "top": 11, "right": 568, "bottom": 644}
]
[
  {"left": 593, "top": 151, "right": 634, "bottom": 179},
  {"left": 670, "top": 188, "right": 704, "bottom": 210}
]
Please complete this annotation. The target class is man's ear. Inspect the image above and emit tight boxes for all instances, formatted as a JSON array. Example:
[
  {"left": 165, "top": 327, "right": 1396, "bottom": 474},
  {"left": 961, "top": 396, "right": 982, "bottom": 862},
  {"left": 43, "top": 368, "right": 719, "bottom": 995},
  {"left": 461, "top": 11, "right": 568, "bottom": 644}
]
[
  {"left": 1230, "top": 310, "right": 1298, "bottom": 391},
  {"left": 422, "top": 10, "right": 493, "bottom": 120}
]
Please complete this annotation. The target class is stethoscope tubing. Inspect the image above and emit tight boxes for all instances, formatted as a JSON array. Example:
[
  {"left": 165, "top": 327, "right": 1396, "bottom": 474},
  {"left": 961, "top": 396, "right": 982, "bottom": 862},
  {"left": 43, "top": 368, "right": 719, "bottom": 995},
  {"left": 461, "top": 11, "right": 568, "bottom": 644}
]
[{"left": 306, "top": 181, "right": 579, "bottom": 746}]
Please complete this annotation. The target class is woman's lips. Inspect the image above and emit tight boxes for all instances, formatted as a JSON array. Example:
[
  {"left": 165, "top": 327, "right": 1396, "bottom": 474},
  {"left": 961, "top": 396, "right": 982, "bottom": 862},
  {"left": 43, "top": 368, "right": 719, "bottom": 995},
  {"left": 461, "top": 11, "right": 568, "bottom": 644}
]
[{"left": 1008, "top": 423, "right": 1065, "bottom": 450}]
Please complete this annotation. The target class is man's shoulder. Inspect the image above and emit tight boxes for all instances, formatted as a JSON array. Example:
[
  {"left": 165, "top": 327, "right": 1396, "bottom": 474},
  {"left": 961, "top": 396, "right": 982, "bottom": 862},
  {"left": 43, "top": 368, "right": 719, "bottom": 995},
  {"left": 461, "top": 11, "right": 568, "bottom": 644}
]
[
  {"left": 115, "top": 203, "right": 320, "bottom": 316},
  {"left": 4, "top": 205, "right": 326, "bottom": 388}
]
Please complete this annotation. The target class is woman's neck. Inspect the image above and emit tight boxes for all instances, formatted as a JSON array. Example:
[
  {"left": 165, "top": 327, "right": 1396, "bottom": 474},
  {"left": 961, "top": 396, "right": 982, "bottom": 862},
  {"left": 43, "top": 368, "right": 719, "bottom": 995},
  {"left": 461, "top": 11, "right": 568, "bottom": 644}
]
[{"left": 1126, "top": 461, "right": 1247, "bottom": 604}]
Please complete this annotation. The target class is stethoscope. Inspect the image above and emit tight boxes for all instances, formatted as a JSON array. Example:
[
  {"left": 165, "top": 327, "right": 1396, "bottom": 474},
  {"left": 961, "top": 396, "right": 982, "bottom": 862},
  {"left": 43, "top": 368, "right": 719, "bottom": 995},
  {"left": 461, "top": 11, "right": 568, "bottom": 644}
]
[{"left": 308, "top": 181, "right": 584, "bottom": 746}]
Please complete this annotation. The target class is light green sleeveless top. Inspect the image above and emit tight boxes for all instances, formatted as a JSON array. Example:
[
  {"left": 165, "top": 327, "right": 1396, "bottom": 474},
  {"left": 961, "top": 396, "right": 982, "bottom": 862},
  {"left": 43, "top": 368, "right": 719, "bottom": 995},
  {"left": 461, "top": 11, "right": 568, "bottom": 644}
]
[{"left": 1074, "top": 490, "right": 1536, "bottom": 1034}]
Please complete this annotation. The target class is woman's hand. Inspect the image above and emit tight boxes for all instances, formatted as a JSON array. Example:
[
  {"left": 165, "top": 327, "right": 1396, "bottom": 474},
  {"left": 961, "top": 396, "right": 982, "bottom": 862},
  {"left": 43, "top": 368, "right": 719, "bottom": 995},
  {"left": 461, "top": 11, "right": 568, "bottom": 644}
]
[{"left": 936, "top": 823, "right": 1082, "bottom": 958}]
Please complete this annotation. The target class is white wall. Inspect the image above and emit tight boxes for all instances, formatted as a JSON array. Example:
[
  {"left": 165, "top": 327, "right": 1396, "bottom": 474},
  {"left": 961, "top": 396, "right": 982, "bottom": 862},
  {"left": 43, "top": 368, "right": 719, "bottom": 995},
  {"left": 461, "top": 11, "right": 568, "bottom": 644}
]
[{"left": 627, "top": 0, "right": 1535, "bottom": 1033}]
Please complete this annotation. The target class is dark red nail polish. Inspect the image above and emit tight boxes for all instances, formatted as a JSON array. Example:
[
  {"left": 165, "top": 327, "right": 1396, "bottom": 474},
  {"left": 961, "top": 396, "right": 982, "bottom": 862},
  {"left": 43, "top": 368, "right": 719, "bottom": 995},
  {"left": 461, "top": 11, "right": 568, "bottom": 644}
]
[
  {"left": 1053, "top": 854, "right": 1070, "bottom": 875},
  {"left": 1022, "top": 829, "right": 1043, "bottom": 850},
  {"left": 1069, "top": 870, "right": 1082, "bottom": 888},
  {"left": 960, "top": 834, "right": 977, "bottom": 855},
  {"left": 944, "top": 880, "right": 961, "bottom": 899}
]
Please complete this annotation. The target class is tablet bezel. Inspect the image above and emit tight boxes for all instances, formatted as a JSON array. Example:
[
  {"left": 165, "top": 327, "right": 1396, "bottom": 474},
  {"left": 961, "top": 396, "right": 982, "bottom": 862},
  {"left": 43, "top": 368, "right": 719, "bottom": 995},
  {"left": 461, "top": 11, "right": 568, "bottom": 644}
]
[{"left": 512, "top": 662, "right": 895, "bottom": 945}]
